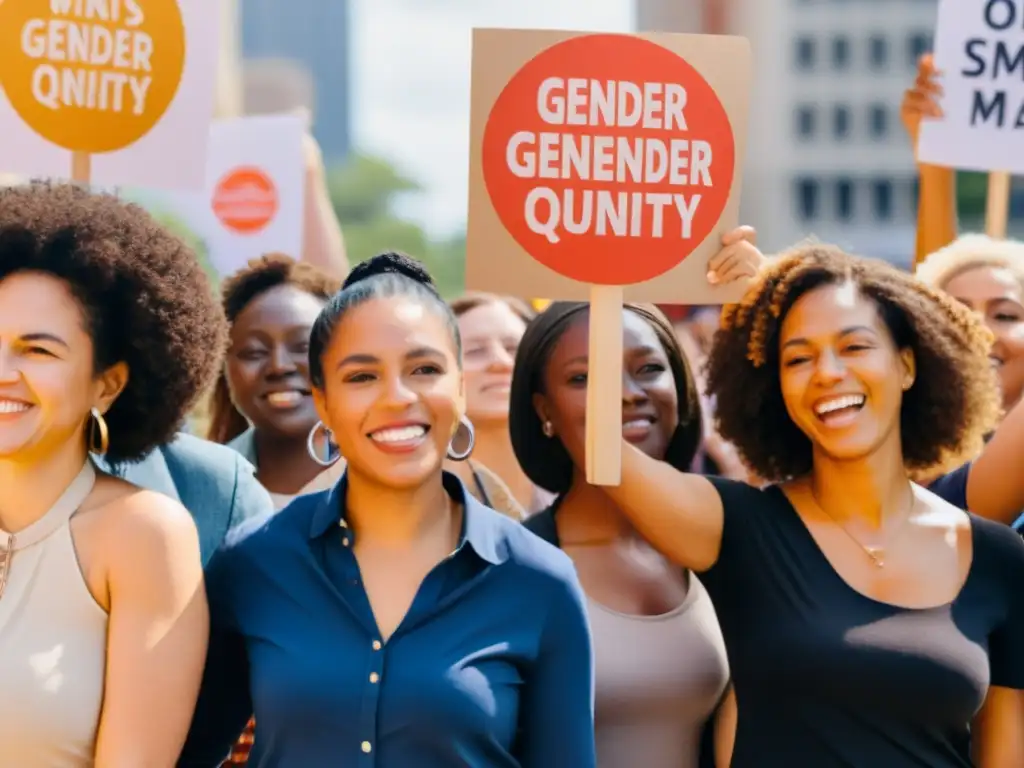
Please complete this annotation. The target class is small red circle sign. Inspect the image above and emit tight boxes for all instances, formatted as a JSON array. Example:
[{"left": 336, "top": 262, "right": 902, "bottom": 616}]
[
  {"left": 212, "top": 167, "right": 279, "bottom": 235},
  {"left": 482, "top": 34, "right": 735, "bottom": 286}
]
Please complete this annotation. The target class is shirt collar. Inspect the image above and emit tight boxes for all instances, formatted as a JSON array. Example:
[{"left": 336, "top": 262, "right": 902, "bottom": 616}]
[
  {"left": 309, "top": 470, "right": 508, "bottom": 565},
  {"left": 227, "top": 427, "right": 258, "bottom": 465}
]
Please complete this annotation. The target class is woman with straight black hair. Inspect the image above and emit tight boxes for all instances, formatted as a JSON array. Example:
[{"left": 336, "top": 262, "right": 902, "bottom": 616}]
[
  {"left": 179, "top": 252, "right": 595, "bottom": 767},
  {"left": 514, "top": 302, "right": 732, "bottom": 768}
]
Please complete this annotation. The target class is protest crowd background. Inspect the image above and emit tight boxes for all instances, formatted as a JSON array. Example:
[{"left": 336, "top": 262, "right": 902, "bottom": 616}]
[{"left": 4, "top": 1, "right": 1024, "bottom": 766}]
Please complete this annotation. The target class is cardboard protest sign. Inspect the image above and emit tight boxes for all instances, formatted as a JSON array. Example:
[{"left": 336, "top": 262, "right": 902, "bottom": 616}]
[
  {"left": 919, "top": 0, "right": 1024, "bottom": 174},
  {"left": 0, "top": 0, "right": 220, "bottom": 190},
  {"left": 119, "top": 113, "right": 306, "bottom": 280},
  {"left": 467, "top": 29, "right": 751, "bottom": 304},
  {"left": 466, "top": 29, "right": 751, "bottom": 484}
]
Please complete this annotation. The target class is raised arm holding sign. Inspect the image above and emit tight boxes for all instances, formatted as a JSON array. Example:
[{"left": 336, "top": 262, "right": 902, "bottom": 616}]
[{"left": 917, "top": 0, "right": 1024, "bottom": 239}]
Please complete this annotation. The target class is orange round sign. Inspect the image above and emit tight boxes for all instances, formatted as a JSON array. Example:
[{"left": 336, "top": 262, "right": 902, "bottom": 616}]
[
  {"left": 0, "top": 0, "right": 186, "bottom": 154},
  {"left": 482, "top": 34, "right": 735, "bottom": 286},
  {"left": 212, "top": 167, "right": 279, "bottom": 235}
]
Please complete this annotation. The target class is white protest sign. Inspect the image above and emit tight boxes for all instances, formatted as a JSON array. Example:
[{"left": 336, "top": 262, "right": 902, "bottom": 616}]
[
  {"left": 919, "top": 0, "right": 1024, "bottom": 174},
  {"left": 120, "top": 114, "right": 306, "bottom": 279},
  {"left": 0, "top": 0, "right": 221, "bottom": 190}
]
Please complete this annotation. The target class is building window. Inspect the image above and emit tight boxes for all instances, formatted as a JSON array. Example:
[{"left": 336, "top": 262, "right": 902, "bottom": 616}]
[
  {"left": 795, "top": 105, "right": 817, "bottom": 138},
  {"left": 836, "top": 178, "right": 855, "bottom": 221},
  {"left": 833, "top": 105, "right": 852, "bottom": 139},
  {"left": 907, "top": 32, "right": 931, "bottom": 67},
  {"left": 868, "top": 35, "right": 887, "bottom": 69},
  {"left": 832, "top": 36, "right": 851, "bottom": 70},
  {"left": 868, "top": 104, "right": 888, "bottom": 138},
  {"left": 795, "top": 37, "right": 816, "bottom": 70},
  {"left": 795, "top": 178, "right": 820, "bottom": 221},
  {"left": 871, "top": 179, "right": 893, "bottom": 220}
]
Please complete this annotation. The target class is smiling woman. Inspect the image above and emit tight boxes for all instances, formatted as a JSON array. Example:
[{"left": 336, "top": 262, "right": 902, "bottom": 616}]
[
  {"left": 0, "top": 181, "right": 220, "bottom": 765},
  {"left": 447, "top": 292, "right": 541, "bottom": 516},
  {"left": 207, "top": 254, "right": 342, "bottom": 514},
  {"left": 916, "top": 234, "right": 1024, "bottom": 412},
  {"left": 179, "top": 252, "right": 596, "bottom": 767},
  {"left": 582, "top": 234, "right": 1024, "bottom": 767},
  {"left": 512, "top": 302, "right": 729, "bottom": 768}
]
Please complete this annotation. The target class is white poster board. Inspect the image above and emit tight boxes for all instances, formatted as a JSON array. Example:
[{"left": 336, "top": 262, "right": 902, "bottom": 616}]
[
  {"left": 0, "top": 0, "right": 221, "bottom": 190},
  {"left": 918, "top": 0, "right": 1024, "bottom": 174},
  {"left": 121, "top": 114, "right": 306, "bottom": 279}
]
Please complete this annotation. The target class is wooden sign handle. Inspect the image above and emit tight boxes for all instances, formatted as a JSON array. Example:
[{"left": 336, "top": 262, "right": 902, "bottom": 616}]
[
  {"left": 71, "top": 152, "right": 91, "bottom": 185},
  {"left": 585, "top": 284, "right": 624, "bottom": 486},
  {"left": 986, "top": 171, "right": 1010, "bottom": 239}
]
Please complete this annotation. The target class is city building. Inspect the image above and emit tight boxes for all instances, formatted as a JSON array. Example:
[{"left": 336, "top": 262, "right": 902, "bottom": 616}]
[
  {"left": 239, "top": 0, "right": 353, "bottom": 161},
  {"left": 635, "top": 0, "right": 939, "bottom": 267}
]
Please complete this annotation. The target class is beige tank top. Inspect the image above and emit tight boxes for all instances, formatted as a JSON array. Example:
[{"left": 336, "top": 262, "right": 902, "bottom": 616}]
[
  {"left": 0, "top": 462, "right": 107, "bottom": 767},
  {"left": 589, "top": 573, "right": 728, "bottom": 768}
]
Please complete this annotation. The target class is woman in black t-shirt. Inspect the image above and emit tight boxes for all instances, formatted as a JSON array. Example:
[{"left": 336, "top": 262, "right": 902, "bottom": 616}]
[{"left": 586, "top": 233, "right": 1024, "bottom": 767}]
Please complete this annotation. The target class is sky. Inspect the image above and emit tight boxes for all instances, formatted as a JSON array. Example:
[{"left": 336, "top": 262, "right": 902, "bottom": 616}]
[{"left": 349, "top": 0, "right": 636, "bottom": 239}]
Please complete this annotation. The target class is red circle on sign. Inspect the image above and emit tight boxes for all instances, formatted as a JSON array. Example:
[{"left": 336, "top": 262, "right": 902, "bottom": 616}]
[
  {"left": 482, "top": 34, "right": 734, "bottom": 286},
  {"left": 212, "top": 167, "right": 279, "bottom": 235}
]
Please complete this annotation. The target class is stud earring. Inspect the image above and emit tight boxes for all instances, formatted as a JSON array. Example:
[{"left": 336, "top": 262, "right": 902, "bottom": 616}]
[{"left": 542, "top": 420, "right": 554, "bottom": 438}]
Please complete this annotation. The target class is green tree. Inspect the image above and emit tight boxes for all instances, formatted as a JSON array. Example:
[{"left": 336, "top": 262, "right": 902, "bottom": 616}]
[
  {"left": 149, "top": 210, "right": 219, "bottom": 289},
  {"left": 326, "top": 153, "right": 465, "bottom": 297},
  {"left": 956, "top": 171, "right": 990, "bottom": 219}
]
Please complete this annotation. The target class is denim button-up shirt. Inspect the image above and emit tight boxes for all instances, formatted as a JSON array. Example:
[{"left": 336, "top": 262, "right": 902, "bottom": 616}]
[{"left": 178, "top": 472, "right": 596, "bottom": 767}]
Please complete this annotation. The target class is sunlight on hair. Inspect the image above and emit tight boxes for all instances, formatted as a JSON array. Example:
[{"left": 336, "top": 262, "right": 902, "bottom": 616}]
[{"left": 916, "top": 234, "right": 1024, "bottom": 290}]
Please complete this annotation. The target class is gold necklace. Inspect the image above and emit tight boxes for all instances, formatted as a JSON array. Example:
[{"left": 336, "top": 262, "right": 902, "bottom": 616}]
[
  {"left": 0, "top": 534, "right": 13, "bottom": 599},
  {"left": 810, "top": 490, "right": 915, "bottom": 568}
]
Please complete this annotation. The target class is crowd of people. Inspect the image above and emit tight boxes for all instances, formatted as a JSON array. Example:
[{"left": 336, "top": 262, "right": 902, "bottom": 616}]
[{"left": 3, "top": 54, "right": 1024, "bottom": 768}]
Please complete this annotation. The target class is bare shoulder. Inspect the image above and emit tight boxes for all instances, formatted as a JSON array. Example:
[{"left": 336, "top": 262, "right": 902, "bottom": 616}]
[
  {"left": 914, "top": 482, "right": 971, "bottom": 528},
  {"left": 87, "top": 474, "right": 200, "bottom": 558}
]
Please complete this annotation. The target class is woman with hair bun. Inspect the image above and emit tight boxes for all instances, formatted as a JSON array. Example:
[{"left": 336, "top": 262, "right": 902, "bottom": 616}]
[
  {"left": 587, "top": 231, "right": 1024, "bottom": 766},
  {"left": 0, "top": 181, "right": 219, "bottom": 764},
  {"left": 180, "top": 252, "right": 596, "bottom": 767}
]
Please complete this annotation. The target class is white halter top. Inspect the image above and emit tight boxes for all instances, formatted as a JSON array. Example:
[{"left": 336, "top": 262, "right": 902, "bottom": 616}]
[{"left": 0, "top": 462, "right": 107, "bottom": 766}]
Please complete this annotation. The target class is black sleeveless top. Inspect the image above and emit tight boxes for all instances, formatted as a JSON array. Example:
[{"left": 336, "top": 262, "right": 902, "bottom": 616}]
[{"left": 700, "top": 476, "right": 1024, "bottom": 766}]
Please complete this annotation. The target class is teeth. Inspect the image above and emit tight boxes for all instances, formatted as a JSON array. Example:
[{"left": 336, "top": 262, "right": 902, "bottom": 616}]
[
  {"left": 0, "top": 401, "right": 30, "bottom": 414},
  {"left": 266, "top": 391, "right": 304, "bottom": 406},
  {"left": 815, "top": 395, "right": 865, "bottom": 416},
  {"left": 370, "top": 426, "right": 426, "bottom": 443},
  {"left": 622, "top": 419, "right": 649, "bottom": 430}
]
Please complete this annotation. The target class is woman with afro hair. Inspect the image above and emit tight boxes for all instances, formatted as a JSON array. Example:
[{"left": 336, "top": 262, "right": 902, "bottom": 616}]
[
  {"left": 0, "top": 181, "right": 226, "bottom": 765},
  {"left": 583, "top": 229, "right": 1024, "bottom": 766}
]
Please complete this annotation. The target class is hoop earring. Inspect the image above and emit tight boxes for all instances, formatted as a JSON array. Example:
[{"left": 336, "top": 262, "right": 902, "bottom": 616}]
[
  {"left": 89, "top": 407, "right": 109, "bottom": 456},
  {"left": 446, "top": 416, "right": 475, "bottom": 462},
  {"left": 306, "top": 421, "right": 341, "bottom": 467}
]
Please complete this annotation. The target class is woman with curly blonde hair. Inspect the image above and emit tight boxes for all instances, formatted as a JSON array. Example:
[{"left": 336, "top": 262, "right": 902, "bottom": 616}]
[
  {"left": 910, "top": 235, "right": 1024, "bottom": 526},
  {"left": 570, "top": 230, "right": 1024, "bottom": 767},
  {"left": 916, "top": 235, "right": 1024, "bottom": 411}
]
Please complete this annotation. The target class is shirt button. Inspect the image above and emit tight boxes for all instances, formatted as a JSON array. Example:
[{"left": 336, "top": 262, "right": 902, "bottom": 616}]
[
  {"left": 372, "top": 640, "right": 382, "bottom": 651},
  {"left": 369, "top": 672, "right": 379, "bottom": 683},
  {"left": 361, "top": 741, "right": 372, "bottom": 753},
  {"left": 342, "top": 537, "right": 350, "bottom": 547}
]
